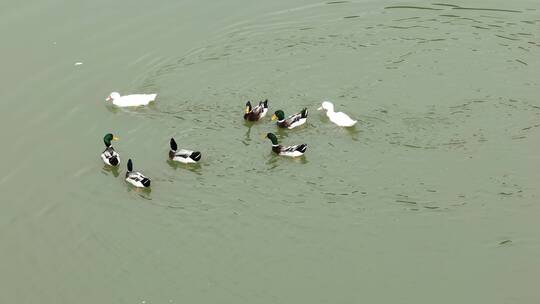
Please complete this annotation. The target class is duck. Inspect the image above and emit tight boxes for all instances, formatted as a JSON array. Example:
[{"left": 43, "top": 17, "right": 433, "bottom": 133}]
[
  {"left": 244, "top": 99, "right": 268, "bottom": 121},
  {"left": 317, "top": 101, "right": 357, "bottom": 127},
  {"left": 100, "top": 133, "right": 120, "bottom": 167},
  {"left": 272, "top": 108, "right": 308, "bottom": 129},
  {"left": 105, "top": 91, "right": 157, "bottom": 107},
  {"left": 266, "top": 133, "right": 307, "bottom": 157},
  {"left": 169, "top": 138, "right": 202, "bottom": 164},
  {"left": 125, "top": 159, "right": 151, "bottom": 188}
]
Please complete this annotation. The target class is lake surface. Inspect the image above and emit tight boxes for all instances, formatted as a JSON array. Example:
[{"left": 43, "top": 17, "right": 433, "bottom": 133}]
[{"left": 1, "top": 0, "right": 539, "bottom": 303}]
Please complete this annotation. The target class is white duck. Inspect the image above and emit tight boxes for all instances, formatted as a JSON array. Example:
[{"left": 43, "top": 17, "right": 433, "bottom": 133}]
[
  {"left": 106, "top": 91, "right": 157, "bottom": 107},
  {"left": 317, "top": 101, "right": 357, "bottom": 127}
]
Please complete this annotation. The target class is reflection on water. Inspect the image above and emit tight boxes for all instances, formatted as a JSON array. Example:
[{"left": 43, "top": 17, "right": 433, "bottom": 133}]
[
  {"left": 101, "top": 165, "right": 120, "bottom": 178},
  {"left": 126, "top": 185, "right": 152, "bottom": 198},
  {"left": 166, "top": 159, "right": 203, "bottom": 175}
]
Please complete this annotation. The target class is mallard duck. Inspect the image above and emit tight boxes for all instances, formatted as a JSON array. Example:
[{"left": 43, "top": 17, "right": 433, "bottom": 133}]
[
  {"left": 244, "top": 99, "right": 268, "bottom": 121},
  {"left": 266, "top": 133, "right": 307, "bottom": 157},
  {"left": 100, "top": 133, "right": 120, "bottom": 167},
  {"left": 106, "top": 91, "right": 157, "bottom": 107},
  {"left": 317, "top": 101, "right": 357, "bottom": 127},
  {"left": 125, "top": 159, "right": 151, "bottom": 188},
  {"left": 169, "top": 138, "right": 202, "bottom": 164},
  {"left": 272, "top": 108, "right": 308, "bottom": 129}
]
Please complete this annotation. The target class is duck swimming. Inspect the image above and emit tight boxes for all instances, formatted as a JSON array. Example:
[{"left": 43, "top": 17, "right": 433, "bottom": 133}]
[
  {"left": 169, "top": 138, "right": 202, "bottom": 164},
  {"left": 317, "top": 101, "right": 357, "bottom": 127},
  {"left": 106, "top": 91, "right": 157, "bottom": 107},
  {"left": 100, "top": 133, "right": 120, "bottom": 167},
  {"left": 266, "top": 133, "right": 307, "bottom": 157},
  {"left": 244, "top": 100, "right": 268, "bottom": 121},
  {"left": 125, "top": 159, "right": 151, "bottom": 188},
  {"left": 272, "top": 108, "right": 308, "bottom": 129}
]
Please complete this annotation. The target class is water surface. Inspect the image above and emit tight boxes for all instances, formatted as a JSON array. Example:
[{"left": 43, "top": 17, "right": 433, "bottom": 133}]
[{"left": 1, "top": 0, "right": 539, "bottom": 303}]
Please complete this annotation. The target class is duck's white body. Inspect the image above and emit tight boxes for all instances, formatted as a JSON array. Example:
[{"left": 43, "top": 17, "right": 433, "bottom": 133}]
[
  {"left": 171, "top": 149, "right": 199, "bottom": 164},
  {"left": 276, "top": 144, "right": 307, "bottom": 157},
  {"left": 267, "top": 133, "right": 307, "bottom": 157},
  {"left": 125, "top": 159, "right": 151, "bottom": 188},
  {"left": 126, "top": 171, "right": 150, "bottom": 188},
  {"left": 169, "top": 138, "right": 202, "bottom": 164},
  {"left": 101, "top": 146, "right": 120, "bottom": 166},
  {"left": 106, "top": 92, "right": 157, "bottom": 107},
  {"left": 318, "top": 101, "right": 357, "bottom": 127},
  {"left": 287, "top": 118, "right": 306, "bottom": 129},
  {"left": 275, "top": 108, "right": 308, "bottom": 130}
]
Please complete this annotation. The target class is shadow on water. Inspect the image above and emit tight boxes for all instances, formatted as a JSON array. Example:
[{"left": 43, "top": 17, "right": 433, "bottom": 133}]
[
  {"left": 101, "top": 165, "right": 120, "bottom": 178},
  {"left": 344, "top": 125, "right": 361, "bottom": 141},
  {"left": 166, "top": 159, "right": 203, "bottom": 175},
  {"left": 105, "top": 104, "right": 120, "bottom": 114},
  {"left": 242, "top": 121, "right": 253, "bottom": 146},
  {"left": 126, "top": 184, "right": 152, "bottom": 198},
  {"left": 316, "top": 113, "right": 360, "bottom": 141},
  {"left": 265, "top": 153, "right": 309, "bottom": 169},
  {"left": 275, "top": 126, "right": 289, "bottom": 138}
]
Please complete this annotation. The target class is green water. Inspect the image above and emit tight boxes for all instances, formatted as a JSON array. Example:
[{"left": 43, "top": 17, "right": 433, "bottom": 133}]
[{"left": 1, "top": 0, "right": 539, "bottom": 303}]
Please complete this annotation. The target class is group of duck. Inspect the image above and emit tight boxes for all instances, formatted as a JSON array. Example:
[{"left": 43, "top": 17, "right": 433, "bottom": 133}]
[{"left": 101, "top": 91, "right": 358, "bottom": 188}]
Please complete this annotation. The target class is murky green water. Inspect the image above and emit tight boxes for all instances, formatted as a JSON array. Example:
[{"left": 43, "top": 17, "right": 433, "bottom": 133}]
[{"left": 1, "top": 0, "right": 539, "bottom": 303}]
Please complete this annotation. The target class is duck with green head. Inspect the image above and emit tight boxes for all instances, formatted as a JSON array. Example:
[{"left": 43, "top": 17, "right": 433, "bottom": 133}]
[
  {"left": 101, "top": 133, "right": 120, "bottom": 167},
  {"left": 266, "top": 133, "right": 307, "bottom": 157},
  {"left": 272, "top": 108, "right": 308, "bottom": 129}
]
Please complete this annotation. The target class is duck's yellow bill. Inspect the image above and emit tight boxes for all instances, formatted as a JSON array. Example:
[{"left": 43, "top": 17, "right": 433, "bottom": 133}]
[
  {"left": 113, "top": 136, "right": 119, "bottom": 141},
  {"left": 244, "top": 106, "right": 250, "bottom": 114},
  {"left": 261, "top": 133, "right": 267, "bottom": 139},
  {"left": 271, "top": 114, "right": 277, "bottom": 121}
]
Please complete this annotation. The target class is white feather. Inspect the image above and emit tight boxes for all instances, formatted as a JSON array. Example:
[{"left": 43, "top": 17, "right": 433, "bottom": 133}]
[
  {"left": 260, "top": 107, "right": 268, "bottom": 118},
  {"left": 107, "top": 92, "right": 157, "bottom": 107},
  {"left": 171, "top": 148, "right": 200, "bottom": 164},
  {"left": 318, "top": 101, "right": 357, "bottom": 127},
  {"left": 101, "top": 148, "right": 120, "bottom": 166},
  {"left": 172, "top": 153, "right": 197, "bottom": 164},
  {"left": 287, "top": 118, "right": 307, "bottom": 129},
  {"left": 280, "top": 150, "right": 304, "bottom": 157},
  {"left": 126, "top": 172, "right": 148, "bottom": 188}
]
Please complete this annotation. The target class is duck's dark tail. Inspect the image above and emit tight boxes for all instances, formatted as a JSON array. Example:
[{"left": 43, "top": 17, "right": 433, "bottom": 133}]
[
  {"left": 262, "top": 99, "right": 268, "bottom": 109},
  {"left": 127, "top": 159, "right": 133, "bottom": 172},
  {"left": 109, "top": 156, "right": 119, "bottom": 167},
  {"left": 296, "top": 144, "right": 307, "bottom": 154},
  {"left": 190, "top": 151, "right": 202, "bottom": 162},
  {"left": 301, "top": 108, "right": 308, "bottom": 118},
  {"left": 142, "top": 178, "right": 151, "bottom": 187},
  {"left": 170, "top": 138, "right": 178, "bottom": 151}
]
